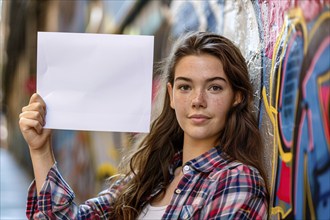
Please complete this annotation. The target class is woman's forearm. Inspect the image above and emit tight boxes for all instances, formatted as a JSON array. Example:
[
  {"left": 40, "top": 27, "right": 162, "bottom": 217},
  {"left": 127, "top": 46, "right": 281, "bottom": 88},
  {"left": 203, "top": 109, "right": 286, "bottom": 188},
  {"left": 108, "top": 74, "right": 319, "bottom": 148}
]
[{"left": 29, "top": 138, "right": 55, "bottom": 194}]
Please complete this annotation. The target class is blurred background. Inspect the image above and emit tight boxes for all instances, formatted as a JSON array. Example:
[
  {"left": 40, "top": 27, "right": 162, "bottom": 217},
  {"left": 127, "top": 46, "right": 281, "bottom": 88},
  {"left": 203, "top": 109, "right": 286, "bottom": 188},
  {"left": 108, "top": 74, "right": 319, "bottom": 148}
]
[{"left": 0, "top": 0, "right": 329, "bottom": 219}]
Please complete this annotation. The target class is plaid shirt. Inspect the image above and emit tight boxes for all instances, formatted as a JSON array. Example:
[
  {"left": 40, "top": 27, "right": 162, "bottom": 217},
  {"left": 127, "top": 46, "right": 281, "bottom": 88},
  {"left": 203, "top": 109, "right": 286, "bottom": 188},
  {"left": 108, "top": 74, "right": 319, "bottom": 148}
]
[{"left": 26, "top": 147, "right": 268, "bottom": 219}]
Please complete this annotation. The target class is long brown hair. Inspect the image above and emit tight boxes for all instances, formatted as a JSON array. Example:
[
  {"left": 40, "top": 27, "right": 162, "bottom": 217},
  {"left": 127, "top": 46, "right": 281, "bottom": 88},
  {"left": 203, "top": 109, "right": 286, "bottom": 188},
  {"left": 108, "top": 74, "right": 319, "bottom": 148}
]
[{"left": 113, "top": 32, "right": 268, "bottom": 219}]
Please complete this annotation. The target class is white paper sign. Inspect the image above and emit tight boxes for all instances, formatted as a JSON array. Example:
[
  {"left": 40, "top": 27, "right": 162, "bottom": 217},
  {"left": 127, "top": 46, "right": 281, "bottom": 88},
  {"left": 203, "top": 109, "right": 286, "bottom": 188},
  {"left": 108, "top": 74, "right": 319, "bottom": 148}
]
[{"left": 37, "top": 32, "right": 154, "bottom": 133}]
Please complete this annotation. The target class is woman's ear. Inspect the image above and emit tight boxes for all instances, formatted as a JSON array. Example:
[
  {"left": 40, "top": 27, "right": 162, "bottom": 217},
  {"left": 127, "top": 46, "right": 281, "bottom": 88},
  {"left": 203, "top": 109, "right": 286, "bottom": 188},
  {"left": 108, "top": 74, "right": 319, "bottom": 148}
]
[
  {"left": 233, "top": 92, "right": 242, "bottom": 106},
  {"left": 167, "top": 82, "right": 175, "bottom": 109}
]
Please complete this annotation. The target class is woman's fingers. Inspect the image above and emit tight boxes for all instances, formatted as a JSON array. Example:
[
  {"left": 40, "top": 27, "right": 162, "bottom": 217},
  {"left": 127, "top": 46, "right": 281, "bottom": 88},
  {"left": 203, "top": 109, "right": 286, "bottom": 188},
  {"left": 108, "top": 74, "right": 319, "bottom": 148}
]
[
  {"left": 19, "top": 110, "right": 45, "bottom": 127},
  {"left": 29, "top": 93, "right": 46, "bottom": 107},
  {"left": 22, "top": 102, "right": 45, "bottom": 114},
  {"left": 22, "top": 102, "right": 46, "bottom": 117},
  {"left": 19, "top": 93, "right": 47, "bottom": 134},
  {"left": 19, "top": 93, "right": 52, "bottom": 151},
  {"left": 19, "top": 117, "right": 43, "bottom": 134},
  {"left": 21, "top": 93, "right": 46, "bottom": 119},
  {"left": 21, "top": 104, "right": 46, "bottom": 122}
]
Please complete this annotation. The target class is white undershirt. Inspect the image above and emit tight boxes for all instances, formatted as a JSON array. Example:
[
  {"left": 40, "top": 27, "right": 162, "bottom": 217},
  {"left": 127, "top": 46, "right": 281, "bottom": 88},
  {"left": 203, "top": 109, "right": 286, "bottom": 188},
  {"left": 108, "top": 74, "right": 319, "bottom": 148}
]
[{"left": 137, "top": 204, "right": 167, "bottom": 220}]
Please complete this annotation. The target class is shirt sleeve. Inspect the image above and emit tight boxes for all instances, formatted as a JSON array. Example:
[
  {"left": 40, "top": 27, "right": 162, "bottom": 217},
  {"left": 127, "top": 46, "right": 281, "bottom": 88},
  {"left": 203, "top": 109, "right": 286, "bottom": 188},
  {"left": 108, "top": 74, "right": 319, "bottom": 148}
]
[
  {"left": 26, "top": 163, "right": 126, "bottom": 220},
  {"left": 206, "top": 164, "right": 268, "bottom": 220}
]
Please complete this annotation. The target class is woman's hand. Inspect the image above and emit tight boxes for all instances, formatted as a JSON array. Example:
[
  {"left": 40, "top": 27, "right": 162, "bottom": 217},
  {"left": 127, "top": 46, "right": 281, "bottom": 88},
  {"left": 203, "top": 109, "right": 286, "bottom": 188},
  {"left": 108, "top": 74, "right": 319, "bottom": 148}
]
[
  {"left": 19, "top": 93, "right": 52, "bottom": 152},
  {"left": 19, "top": 93, "right": 55, "bottom": 193}
]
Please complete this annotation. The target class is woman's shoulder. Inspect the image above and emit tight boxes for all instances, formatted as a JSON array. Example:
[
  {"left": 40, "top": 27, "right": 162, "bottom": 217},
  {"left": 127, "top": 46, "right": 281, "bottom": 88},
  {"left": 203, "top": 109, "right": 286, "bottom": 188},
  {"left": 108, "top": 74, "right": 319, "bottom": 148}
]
[
  {"left": 210, "top": 158, "right": 267, "bottom": 195},
  {"left": 213, "top": 158, "right": 263, "bottom": 179},
  {"left": 223, "top": 159, "right": 261, "bottom": 175},
  {"left": 213, "top": 152, "right": 264, "bottom": 178}
]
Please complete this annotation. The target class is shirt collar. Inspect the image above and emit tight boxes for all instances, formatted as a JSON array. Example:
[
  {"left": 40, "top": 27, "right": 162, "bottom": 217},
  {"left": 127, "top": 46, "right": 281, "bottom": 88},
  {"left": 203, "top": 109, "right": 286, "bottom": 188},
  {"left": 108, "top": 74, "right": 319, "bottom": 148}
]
[{"left": 169, "top": 146, "right": 233, "bottom": 174}]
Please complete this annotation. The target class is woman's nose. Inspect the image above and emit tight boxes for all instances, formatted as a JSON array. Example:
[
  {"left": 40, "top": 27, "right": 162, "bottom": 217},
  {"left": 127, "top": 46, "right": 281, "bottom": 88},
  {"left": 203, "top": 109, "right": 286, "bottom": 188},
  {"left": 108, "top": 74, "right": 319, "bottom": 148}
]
[{"left": 191, "top": 90, "right": 206, "bottom": 108}]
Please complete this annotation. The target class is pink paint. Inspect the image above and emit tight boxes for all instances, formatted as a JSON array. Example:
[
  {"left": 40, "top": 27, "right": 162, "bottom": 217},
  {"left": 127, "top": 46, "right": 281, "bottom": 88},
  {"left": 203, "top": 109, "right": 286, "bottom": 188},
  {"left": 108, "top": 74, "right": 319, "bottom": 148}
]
[
  {"left": 319, "top": 86, "right": 330, "bottom": 142},
  {"left": 258, "top": 0, "right": 293, "bottom": 58},
  {"left": 307, "top": 109, "right": 314, "bottom": 152},
  {"left": 276, "top": 160, "right": 292, "bottom": 203},
  {"left": 297, "top": 0, "right": 328, "bottom": 21}
]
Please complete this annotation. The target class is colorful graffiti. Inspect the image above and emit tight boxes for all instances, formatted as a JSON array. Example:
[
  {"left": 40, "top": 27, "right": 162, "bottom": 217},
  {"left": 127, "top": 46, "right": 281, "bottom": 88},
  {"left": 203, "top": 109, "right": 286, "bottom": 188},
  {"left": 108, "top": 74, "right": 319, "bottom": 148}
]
[
  {"left": 264, "top": 8, "right": 330, "bottom": 219},
  {"left": 169, "top": 1, "right": 329, "bottom": 219}
]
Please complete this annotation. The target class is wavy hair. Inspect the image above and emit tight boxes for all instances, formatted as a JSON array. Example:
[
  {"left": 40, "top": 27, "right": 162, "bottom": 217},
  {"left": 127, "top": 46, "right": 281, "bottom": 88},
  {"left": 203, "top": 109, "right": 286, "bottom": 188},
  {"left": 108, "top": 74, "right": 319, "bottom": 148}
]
[{"left": 112, "top": 32, "right": 269, "bottom": 219}]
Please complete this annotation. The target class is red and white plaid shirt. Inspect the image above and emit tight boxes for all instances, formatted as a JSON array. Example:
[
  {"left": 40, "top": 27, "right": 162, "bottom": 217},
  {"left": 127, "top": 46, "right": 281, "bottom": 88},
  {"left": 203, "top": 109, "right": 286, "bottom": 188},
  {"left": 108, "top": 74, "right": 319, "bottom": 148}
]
[{"left": 26, "top": 147, "right": 268, "bottom": 219}]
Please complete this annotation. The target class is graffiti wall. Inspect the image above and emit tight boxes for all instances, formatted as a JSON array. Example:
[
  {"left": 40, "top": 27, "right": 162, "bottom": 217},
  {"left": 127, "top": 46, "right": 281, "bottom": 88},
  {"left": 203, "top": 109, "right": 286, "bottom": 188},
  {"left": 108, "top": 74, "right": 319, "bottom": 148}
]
[
  {"left": 260, "top": 5, "right": 330, "bottom": 219},
  {"left": 162, "top": 0, "right": 329, "bottom": 219}
]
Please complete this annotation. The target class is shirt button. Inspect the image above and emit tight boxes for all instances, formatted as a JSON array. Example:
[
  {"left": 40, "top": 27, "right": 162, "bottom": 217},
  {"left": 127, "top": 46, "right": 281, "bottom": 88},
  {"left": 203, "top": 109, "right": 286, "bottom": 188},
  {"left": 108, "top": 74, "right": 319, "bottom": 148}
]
[
  {"left": 175, "top": 188, "right": 182, "bottom": 194},
  {"left": 182, "top": 213, "right": 189, "bottom": 219},
  {"left": 183, "top": 165, "right": 190, "bottom": 174}
]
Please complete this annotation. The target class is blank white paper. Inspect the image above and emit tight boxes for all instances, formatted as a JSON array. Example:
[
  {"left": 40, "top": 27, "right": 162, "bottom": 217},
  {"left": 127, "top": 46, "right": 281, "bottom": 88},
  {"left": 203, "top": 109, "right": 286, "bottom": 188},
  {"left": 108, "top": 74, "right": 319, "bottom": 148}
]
[{"left": 37, "top": 32, "right": 154, "bottom": 133}]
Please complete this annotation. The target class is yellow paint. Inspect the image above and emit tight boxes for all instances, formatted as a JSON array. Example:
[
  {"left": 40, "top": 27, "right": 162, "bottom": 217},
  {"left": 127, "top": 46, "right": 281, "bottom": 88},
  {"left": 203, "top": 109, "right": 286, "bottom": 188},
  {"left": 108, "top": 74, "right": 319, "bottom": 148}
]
[{"left": 271, "top": 206, "right": 292, "bottom": 219}]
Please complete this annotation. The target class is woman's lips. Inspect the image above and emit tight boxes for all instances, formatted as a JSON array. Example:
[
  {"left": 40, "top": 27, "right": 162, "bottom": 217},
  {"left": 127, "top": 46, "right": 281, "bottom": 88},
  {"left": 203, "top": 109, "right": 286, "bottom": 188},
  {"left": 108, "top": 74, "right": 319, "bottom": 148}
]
[{"left": 188, "top": 114, "right": 210, "bottom": 124}]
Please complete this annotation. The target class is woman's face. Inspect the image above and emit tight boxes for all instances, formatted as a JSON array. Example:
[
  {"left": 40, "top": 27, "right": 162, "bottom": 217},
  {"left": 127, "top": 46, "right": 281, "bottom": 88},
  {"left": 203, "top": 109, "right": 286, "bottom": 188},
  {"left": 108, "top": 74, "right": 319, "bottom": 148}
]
[{"left": 167, "top": 54, "right": 239, "bottom": 147}]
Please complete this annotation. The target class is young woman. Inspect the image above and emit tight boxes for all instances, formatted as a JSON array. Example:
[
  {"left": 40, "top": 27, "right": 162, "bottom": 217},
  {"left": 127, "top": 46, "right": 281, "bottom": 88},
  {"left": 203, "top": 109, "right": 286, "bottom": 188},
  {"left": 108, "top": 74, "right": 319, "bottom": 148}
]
[{"left": 19, "top": 32, "right": 269, "bottom": 219}]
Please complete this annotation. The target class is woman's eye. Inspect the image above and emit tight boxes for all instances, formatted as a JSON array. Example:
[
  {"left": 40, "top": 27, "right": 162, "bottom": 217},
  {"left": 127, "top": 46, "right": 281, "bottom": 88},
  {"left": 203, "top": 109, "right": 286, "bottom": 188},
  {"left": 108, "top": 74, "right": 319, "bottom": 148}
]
[
  {"left": 178, "top": 85, "right": 191, "bottom": 91},
  {"left": 209, "top": 85, "right": 222, "bottom": 91}
]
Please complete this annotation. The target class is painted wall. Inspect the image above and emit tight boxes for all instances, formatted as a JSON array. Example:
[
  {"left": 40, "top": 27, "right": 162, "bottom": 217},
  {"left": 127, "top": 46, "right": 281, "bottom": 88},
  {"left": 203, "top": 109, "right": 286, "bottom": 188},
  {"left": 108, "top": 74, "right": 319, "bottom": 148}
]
[{"left": 164, "top": 1, "right": 329, "bottom": 219}]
